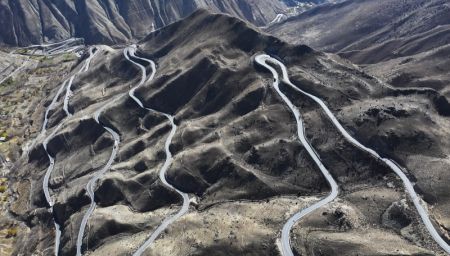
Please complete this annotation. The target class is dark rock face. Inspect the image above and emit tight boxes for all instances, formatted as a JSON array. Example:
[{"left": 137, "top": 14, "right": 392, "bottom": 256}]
[{"left": 0, "top": 0, "right": 289, "bottom": 46}]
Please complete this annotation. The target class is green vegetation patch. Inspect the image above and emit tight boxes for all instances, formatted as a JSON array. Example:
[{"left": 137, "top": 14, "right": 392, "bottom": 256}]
[
  {"left": 0, "top": 77, "right": 14, "bottom": 87},
  {"left": 16, "top": 49, "right": 29, "bottom": 55},
  {"left": 62, "top": 53, "right": 77, "bottom": 62},
  {"left": 0, "top": 131, "right": 7, "bottom": 137},
  {"left": 5, "top": 227, "right": 18, "bottom": 238}
]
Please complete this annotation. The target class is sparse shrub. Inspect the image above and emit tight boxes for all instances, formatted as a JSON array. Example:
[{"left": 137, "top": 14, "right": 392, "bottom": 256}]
[
  {"left": 62, "top": 53, "right": 76, "bottom": 62},
  {"left": 16, "top": 49, "right": 28, "bottom": 54},
  {"left": 246, "top": 147, "right": 260, "bottom": 164},
  {"left": 0, "top": 77, "right": 14, "bottom": 87},
  {"left": 235, "top": 137, "right": 252, "bottom": 152},
  {"left": 6, "top": 227, "right": 18, "bottom": 238}
]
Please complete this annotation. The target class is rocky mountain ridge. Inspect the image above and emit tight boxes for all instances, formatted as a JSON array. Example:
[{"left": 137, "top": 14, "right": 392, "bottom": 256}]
[{"left": 0, "top": 0, "right": 336, "bottom": 46}]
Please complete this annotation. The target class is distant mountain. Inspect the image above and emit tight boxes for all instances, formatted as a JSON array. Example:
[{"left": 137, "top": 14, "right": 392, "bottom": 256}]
[
  {"left": 0, "top": 0, "right": 290, "bottom": 46},
  {"left": 282, "top": 0, "right": 328, "bottom": 6},
  {"left": 269, "top": 0, "right": 449, "bottom": 55},
  {"left": 268, "top": 0, "right": 450, "bottom": 95}
]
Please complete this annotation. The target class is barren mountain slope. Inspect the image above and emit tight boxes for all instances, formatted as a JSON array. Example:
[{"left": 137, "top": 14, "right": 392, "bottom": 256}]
[
  {"left": 269, "top": 0, "right": 450, "bottom": 54},
  {"left": 366, "top": 44, "right": 450, "bottom": 98},
  {"left": 7, "top": 10, "right": 450, "bottom": 256},
  {"left": 268, "top": 0, "right": 450, "bottom": 95},
  {"left": 0, "top": 47, "right": 82, "bottom": 256}
]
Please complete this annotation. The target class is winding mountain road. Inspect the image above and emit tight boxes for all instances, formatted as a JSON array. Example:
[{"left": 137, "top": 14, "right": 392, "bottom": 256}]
[
  {"left": 23, "top": 38, "right": 84, "bottom": 56},
  {"left": 64, "top": 47, "right": 98, "bottom": 116},
  {"left": 255, "top": 55, "right": 339, "bottom": 256},
  {"left": 269, "top": 14, "right": 286, "bottom": 25},
  {"left": 124, "top": 45, "right": 190, "bottom": 256},
  {"left": 76, "top": 97, "right": 121, "bottom": 256},
  {"left": 41, "top": 80, "right": 67, "bottom": 134},
  {"left": 255, "top": 54, "right": 450, "bottom": 255},
  {"left": 0, "top": 61, "right": 27, "bottom": 85},
  {"left": 63, "top": 76, "right": 75, "bottom": 117},
  {"left": 39, "top": 46, "right": 97, "bottom": 256}
]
